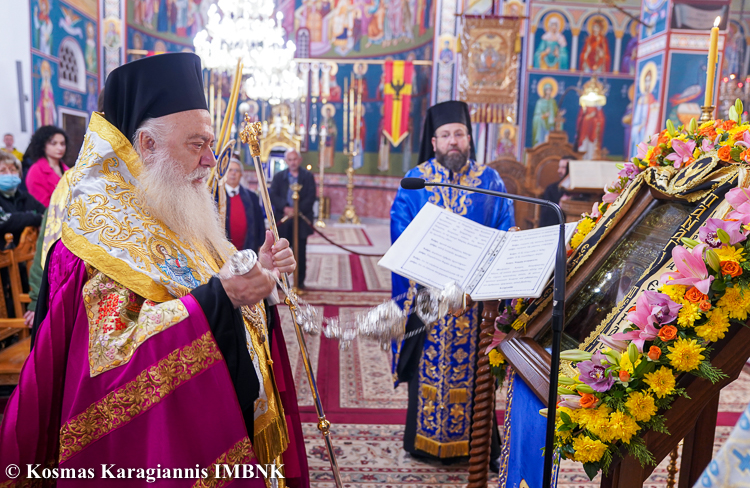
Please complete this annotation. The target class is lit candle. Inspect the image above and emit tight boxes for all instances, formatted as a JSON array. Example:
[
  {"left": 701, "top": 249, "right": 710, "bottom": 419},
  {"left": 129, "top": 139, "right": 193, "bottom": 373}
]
[
  {"left": 349, "top": 74, "right": 355, "bottom": 153},
  {"left": 705, "top": 16, "right": 721, "bottom": 107},
  {"left": 343, "top": 78, "right": 348, "bottom": 150}
]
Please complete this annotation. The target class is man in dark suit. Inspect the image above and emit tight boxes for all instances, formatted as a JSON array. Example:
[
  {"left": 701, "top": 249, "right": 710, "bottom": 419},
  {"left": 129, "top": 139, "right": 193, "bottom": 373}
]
[
  {"left": 270, "top": 149, "right": 316, "bottom": 289},
  {"left": 224, "top": 158, "right": 265, "bottom": 252}
]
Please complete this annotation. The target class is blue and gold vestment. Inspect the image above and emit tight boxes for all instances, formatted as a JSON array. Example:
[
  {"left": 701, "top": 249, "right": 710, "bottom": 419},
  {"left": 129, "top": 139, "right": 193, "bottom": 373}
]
[{"left": 390, "top": 158, "right": 514, "bottom": 459}]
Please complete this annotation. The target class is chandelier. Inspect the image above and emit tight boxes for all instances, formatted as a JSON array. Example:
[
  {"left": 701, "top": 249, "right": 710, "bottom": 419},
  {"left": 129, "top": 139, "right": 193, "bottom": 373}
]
[{"left": 193, "top": 0, "right": 300, "bottom": 104}]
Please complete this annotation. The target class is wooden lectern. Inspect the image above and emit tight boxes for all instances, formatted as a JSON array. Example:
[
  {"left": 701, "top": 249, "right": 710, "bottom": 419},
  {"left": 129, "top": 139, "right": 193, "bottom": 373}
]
[{"left": 467, "top": 175, "right": 750, "bottom": 487}]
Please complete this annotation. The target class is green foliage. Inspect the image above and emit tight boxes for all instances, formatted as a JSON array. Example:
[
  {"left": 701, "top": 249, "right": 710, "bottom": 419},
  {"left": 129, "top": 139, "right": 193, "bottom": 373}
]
[
  {"left": 583, "top": 462, "right": 600, "bottom": 481},
  {"left": 645, "top": 414, "right": 669, "bottom": 435},
  {"left": 627, "top": 436, "right": 657, "bottom": 467},
  {"left": 697, "top": 361, "right": 728, "bottom": 384}
]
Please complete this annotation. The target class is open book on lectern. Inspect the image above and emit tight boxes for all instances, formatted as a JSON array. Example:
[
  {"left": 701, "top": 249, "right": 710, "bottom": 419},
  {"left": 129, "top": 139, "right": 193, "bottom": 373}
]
[{"left": 379, "top": 203, "right": 577, "bottom": 301}]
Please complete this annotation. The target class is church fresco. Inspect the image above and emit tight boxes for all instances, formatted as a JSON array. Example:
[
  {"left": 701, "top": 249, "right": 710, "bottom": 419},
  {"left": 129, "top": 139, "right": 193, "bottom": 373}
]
[
  {"left": 292, "top": 0, "right": 434, "bottom": 58},
  {"left": 723, "top": 19, "right": 746, "bottom": 79},
  {"left": 640, "top": 0, "right": 668, "bottom": 41},
  {"left": 629, "top": 54, "right": 664, "bottom": 158},
  {"left": 127, "top": 0, "right": 210, "bottom": 44},
  {"left": 578, "top": 14, "right": 613, "bottom": 73},
  {"left": 30, "top": 0, "right": 100, "bottom": 131},
  {"left": 532, "top": 11, "right": 571, "bottom": 71},
  {"left": 525, "top": 73, "right": 635, "bottom": 160},
  {"left": 664, "top": 51, "right": 717, "bottom": 130}
]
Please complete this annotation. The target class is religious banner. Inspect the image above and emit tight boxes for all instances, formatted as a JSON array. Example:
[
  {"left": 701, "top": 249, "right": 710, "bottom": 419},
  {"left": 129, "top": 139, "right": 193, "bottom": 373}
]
[
  {"left": 382, "top": 60, "right": 414, "bottom": 147},
  {"left": 457, "top": 17, "right": 520, "bottom": 105}
]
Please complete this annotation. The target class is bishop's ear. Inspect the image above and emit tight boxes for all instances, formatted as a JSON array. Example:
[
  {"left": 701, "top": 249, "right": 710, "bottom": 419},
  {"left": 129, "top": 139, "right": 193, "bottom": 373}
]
[
  {"left": 138, "top": 131, "right": 157, "bottom": 155},
  {"left": 431, "top": 136, "right": 437, "bottom": 152}
]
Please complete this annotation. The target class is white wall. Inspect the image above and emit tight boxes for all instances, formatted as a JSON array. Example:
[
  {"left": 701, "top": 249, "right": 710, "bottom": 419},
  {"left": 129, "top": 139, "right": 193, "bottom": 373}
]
[{"left": 0, "top": 0, "right": 32, "bottom": 152}]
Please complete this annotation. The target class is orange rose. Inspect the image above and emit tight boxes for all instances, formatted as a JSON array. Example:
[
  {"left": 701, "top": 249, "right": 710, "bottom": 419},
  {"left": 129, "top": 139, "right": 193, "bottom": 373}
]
[
  {"left": 649, "top": 160, "right": 659, "bottom": 167},
  {"left": 720, "top": 260, "right": 743, "bottom": 278},
  {"left": 720, "top": 120, "right": 737, "bottom": 131},
  {"left": 685, "top": 287, "right": 708, "bottom": 303},
  {"left": 699, "top": 300, "right": 712, "bottom": 312},
  {"left": 658, "top": 325, "right": 678, "bottom": 341},
  {"left": 718, "top": 145, "right": 733, "bottom": 162},
  {"left": 648, "top": 346, "right": 662, "bottom": 361},
  {"left": 699, "top": 126, "right": 718, "bottom": 138},
  {"left": 579, "top": 393, "right": 597, "bottom": 409},
  {"left": 658, "top": 131, "right": 670, "bottom": 145},
  {"left": 618, "top": 370, "right": 630, "bottom": 382},
  {"left": 742, "top": 149, "right": 750, "bottom": 163},
  {"left": 734, "top": 130, "right": 748, "bottom": 141}
]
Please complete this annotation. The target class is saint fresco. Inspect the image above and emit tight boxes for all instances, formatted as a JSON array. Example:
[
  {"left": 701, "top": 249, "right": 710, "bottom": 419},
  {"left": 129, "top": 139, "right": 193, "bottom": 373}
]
[{"left": 533, "top": 13, "right": 569, "bottom": 71}]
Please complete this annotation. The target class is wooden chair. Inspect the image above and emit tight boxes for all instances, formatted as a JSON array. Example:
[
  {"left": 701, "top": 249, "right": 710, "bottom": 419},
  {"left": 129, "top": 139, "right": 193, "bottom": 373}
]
[
  {"left": 524, "top": 131, "right": 583, "bottom": 226},
  {"left": 488, "top": 156, "right": 535, "bottom": 229},
  {"left": 0, "top": 227, "right": 39, "bottom": 386}
]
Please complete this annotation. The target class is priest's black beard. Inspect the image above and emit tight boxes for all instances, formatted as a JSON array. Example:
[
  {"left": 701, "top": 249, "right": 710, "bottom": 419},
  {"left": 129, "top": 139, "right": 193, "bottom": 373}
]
[{"left": 435, "top": 147, "right": 470, "bottom": 173}]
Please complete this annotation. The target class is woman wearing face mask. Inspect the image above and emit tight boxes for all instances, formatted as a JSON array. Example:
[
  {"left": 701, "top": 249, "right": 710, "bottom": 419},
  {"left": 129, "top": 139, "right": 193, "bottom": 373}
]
[
  {"left": 24, "top": 125, "right": 69, "bottom": 207},
  {"left": 0, "top": 152, "right": 45, "bottom": 244}
]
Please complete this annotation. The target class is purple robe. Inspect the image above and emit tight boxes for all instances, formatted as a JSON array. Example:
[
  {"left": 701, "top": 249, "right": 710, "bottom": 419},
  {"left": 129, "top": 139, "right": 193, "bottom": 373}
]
[{"left": 1, "top": 242, "right": 308, "bottom": 486}]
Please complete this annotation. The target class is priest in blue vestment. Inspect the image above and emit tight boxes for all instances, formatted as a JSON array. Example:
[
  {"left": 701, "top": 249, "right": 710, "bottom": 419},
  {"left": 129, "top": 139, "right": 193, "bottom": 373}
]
[{"left": 390, "top": 100, "right": 515, "bottom": 469}]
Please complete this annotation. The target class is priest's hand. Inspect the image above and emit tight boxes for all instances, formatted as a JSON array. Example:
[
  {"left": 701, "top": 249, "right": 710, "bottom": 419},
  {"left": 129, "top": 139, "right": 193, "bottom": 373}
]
[
  {"left": 258, "top": 230, "right": 296, "bottom": 276},
  {"left": 219, "top": 262, "right": 277, "bottom": 308}
]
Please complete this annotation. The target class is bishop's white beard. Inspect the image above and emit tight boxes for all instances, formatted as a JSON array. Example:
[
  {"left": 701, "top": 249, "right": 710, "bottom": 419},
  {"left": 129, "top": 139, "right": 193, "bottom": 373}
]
[{"left": 138, "top": 148, "right": 230, "bottom": 256}]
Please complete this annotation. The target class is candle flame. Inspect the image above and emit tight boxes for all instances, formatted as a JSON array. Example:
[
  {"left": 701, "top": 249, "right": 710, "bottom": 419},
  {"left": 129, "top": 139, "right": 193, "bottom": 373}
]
[{"left": 714, "top": 16, "right": 721, "bottom": 27}]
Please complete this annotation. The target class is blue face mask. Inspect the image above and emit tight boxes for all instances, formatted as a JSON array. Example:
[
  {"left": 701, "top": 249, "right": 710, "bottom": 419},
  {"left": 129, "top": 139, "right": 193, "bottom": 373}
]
[{"left": 0, "top": 175, "right": 21, "bottom": 192}]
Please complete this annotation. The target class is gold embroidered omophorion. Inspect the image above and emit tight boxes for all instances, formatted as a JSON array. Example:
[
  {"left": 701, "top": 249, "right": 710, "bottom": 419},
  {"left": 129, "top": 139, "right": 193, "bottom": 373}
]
[{"left": 191, "top": 437, "right": 255, "bottom": 488}]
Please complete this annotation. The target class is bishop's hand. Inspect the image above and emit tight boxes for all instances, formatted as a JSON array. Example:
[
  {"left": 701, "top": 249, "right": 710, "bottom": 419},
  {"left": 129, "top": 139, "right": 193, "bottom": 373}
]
[
  {"left": 258, "top": 230, "right": 296, "bottom": 277},
  {"left": 218, "top": 260, "right": 277, "bottom": 308}
]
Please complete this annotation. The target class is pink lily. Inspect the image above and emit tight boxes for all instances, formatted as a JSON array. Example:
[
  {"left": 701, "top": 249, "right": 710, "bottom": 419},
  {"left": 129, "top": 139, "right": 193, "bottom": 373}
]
[
  {"left": 734, "top": 130, "right": 750, "bottom": 148},
  {"left": 611, "top": 292, "right": 673, "bottom": 351},
  {"left": 649, "top": 133, "right": 660, "bottom": 146},
  {"left": 599, "top": 334, "right": 629, "bottom": 353},
  {"left": 559, "top": 394, "right": 583, "bottom": 409},
  {"left": 485, "top": 329, "right": 507, "bottom": 355},
  {"left": 660, "top": 244, "right": 714, "bottom": 294},
  {"left": 590, "top": 202, "right": 601, "bottom": 219},
  {"left": 636, "top": 142, "right": 650, "bottom": 159},
  {"left": 602, "top": 190, "right": 620, "bottom": 204},
  {"left": 701, "top": 138, "right": 714, "bottom": 153},
  {"left": 726, "top": 188, "right": 750, "bottom": 224},
  {"left": 665, "top": 139, "right": 696, "bottom": 168}
]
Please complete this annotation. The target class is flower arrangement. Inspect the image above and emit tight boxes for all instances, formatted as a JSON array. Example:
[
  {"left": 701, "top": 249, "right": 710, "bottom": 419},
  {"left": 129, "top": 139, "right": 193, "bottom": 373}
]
[
  {"left": 569, "top": 100, "right": 748, "bottom": 251},
  {"left": 488, "top": 298, "right": 527, "bottom": 386},
  {"left": 553, "top": 101, "right": 750, "bottom": 479}
]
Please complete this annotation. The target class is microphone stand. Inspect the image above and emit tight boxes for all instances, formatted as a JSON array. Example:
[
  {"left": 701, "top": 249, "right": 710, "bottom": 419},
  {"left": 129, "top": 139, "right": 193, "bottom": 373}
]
[{"left": 402, "top": 179, "right": 565, "bottom": 487}]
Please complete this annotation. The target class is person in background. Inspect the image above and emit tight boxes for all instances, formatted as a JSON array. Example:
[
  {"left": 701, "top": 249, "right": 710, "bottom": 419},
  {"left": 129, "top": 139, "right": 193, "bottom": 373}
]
[
  {"left": 269, "top": 149, "right": 316, "bottom": 290},
  {"left": 539, "top": 158, "right": 572, "bottom": 227},
  {"left": 0, "top": 151, "right": 45, "bottom": 244},
  {"left": 24, "top": 125, "right": 69, "bottom": 207},
  {"left": 2, "top": 133, "right": 24, "bottom": 162},
  {"left": 0, "top": 151, "right": 45, "bottom": 320},
  {"left": 225, "top": 157, "right": 265, "bottom": 252}
]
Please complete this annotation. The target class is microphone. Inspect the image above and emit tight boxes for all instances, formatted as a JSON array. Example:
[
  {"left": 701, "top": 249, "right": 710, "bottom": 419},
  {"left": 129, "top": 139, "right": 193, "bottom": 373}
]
[
  {"left": 400, "top": 177, "right": 427, "bottom": 190},
  {"left": 399, "top": 175, "right": 565, "bottom": 488}
]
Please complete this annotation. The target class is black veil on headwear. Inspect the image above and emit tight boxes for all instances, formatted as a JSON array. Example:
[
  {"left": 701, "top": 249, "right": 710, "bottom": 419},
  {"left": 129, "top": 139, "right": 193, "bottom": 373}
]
[
  {"left": 103, "top": 52, "right": 208, "bottom": 143},
  {"left": 417, "top": 100, "right": 476, "bottom": 163}
]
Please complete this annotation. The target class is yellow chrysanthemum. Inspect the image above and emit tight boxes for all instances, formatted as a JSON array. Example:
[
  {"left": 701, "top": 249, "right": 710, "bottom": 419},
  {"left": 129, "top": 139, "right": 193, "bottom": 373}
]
[
  {"left": 577, "top": 218, "right": 595, "bottom": 236},
  {"left": 667, "top": 338, "right": 705, "bottom": 372},
  {"left": 677, "top": 302, "right": 701, "bottom": 328},
  {"left": 717, "top": 287, "right": 750, "bottom": 321},
  {"left": 645, "top": 146, "right": 656, "bottom": 160},
  {"left": 572, "top": 436, "right": 608, "bottom": 464},
  {"left": 695, "top": 308, "right": 731, "bottom": 342},
  {"left": 571, "top": 232, "right": 585, "bottom": 249},
  {"left": 488, "top": 348, "right": 505, "bottom": 367},
  {"left": 609, "top": 410, "right": 641, "bottom": 444},
  {"left": 587, "top": 415, "right": 617, "bottom": 443},
  {"left": 715, "top": 245, "right": 746, "bottom": 263},
  {"left": 619, "top": 353, "right": 639, "bottom": 375},
  {"left": 624, "top": 392, "right": 658, "bottom": 422},
  {"left": 643, "top": 366, "right": 677, "bottom": 398},
  {"left": 659, "top": 284, "right": 688, "bottom": 304},
  {"left": 577, "top": 404, "right": 610, "bottom": 431},
  {"left": 699, "top": 121, "right": 714, "bottom": 130}
]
